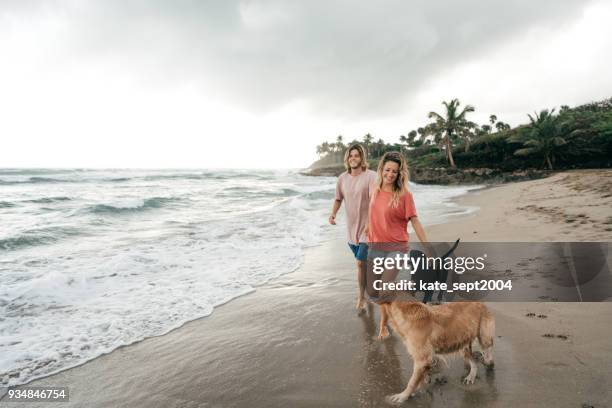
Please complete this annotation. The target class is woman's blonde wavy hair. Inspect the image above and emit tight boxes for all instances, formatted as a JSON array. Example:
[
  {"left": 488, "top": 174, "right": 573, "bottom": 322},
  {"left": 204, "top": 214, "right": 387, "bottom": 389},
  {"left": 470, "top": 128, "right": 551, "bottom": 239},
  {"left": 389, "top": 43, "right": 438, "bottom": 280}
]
[
  {"left": 375, "top": 151, "right": 410, "bottom": 207},
  {"left": 343, "top": 144, "right": 368, "bottom": 172}
]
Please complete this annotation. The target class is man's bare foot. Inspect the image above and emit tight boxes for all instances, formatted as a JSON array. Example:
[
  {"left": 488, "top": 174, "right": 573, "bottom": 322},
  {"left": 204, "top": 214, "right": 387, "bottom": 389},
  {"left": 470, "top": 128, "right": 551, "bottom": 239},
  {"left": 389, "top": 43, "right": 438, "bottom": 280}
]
[{"left": 356, "top": 297, "right": 366, "bottom": 314}]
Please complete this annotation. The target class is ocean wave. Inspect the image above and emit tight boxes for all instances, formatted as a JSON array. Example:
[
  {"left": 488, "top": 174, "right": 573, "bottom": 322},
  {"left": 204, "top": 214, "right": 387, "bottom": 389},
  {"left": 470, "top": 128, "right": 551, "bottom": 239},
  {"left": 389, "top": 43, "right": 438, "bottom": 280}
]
[
  {"left": 304, "top": 190, "right": 335, "bottom": 200},
  {"left": 98, "top": 174, "right": 212, "bottom": 182},
  {"left": 29, "top": 177, "right": 71, "bottom": 183},
  {"left": 142, "top": 173, "right": 209, "bottom": 181},
  {"left": 0, "top": 227, "right": 80, "bottom": 251},
  {"left": 0, "top": 170, "right": 278, "bottom": 185},
  {"left": 23, "top": 196, "right": 72, "bottom": 204},
  {"left": 141, "top": 171, "right": 276, "bottom": 182},
  {"left": 87, "top": 197, "right": 181, "bottom": 214},
  {"left": 0, "top": 169, "right": 68, "bottom": 176},
  {"left": 218, "top": 187, "right": 301, "bottom": 198},
  {"left": 278, "top": 188, "right": 301, "bottom": 196},
  {"left": 105, "top": 177, "right": 131, "bottom": 182},
  {"left": 0, "top": 177, "right": 77, "bottom": 185},
  {"left": 0, "top": 201, "right": 16, "bottom": 208}
]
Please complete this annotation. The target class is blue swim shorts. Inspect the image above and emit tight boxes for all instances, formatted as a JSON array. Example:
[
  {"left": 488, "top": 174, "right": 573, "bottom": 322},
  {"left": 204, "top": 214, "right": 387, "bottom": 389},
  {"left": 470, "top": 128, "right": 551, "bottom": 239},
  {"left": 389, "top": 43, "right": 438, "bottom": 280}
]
[{"left": 348, "top": 242, "right": 369, "bottom": 261}]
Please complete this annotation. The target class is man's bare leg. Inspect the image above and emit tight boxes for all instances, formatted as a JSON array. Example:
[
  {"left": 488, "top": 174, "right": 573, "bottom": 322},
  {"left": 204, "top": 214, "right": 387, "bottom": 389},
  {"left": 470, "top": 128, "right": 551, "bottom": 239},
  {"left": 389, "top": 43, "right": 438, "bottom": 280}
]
[{"left": 356, "top": 259, "right": 366, "bottom": 313}]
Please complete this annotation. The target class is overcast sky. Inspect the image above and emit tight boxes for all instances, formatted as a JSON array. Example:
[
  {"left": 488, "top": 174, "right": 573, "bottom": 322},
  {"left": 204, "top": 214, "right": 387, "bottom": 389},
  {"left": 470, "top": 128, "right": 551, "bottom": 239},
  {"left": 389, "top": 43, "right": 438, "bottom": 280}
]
[{"left": 1, "top": 0, "right": 611, "bottom": 168}]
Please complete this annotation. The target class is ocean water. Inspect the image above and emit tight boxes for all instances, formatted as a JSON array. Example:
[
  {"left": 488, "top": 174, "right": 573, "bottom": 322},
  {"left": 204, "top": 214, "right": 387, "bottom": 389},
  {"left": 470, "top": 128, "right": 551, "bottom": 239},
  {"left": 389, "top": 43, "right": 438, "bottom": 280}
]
[{"left": 0, "top": 168, "right": 480, "bottom": 387}]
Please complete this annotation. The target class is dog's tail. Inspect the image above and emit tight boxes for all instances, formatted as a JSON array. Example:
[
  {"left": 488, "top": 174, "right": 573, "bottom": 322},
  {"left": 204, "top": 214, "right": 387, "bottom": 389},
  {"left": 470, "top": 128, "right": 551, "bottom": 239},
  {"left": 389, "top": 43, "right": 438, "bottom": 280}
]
[
  {"left": 477, "top": 307, "right": 495, "bottom": 368},
  {"left": 440, "top": 238, "right": 460, "bottom": 260}
]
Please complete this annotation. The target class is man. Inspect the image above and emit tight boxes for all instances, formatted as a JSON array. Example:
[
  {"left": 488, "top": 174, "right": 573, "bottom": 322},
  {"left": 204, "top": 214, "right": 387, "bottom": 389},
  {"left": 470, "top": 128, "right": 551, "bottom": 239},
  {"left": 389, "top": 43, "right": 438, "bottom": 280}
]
[{"left": 329, "top": 143, "right": 377, "bottom": 313}]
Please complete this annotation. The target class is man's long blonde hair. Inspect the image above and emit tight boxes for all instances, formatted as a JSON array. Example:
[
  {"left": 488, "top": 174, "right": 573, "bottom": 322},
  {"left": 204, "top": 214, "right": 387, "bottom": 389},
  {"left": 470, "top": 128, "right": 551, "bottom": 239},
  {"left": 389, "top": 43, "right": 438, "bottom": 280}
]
[
  {"left": 343, "top": 144, "right": 368, "bottom": 172},
  {"left": 375, "top": 151, "right": 410, "bottom": 207}
]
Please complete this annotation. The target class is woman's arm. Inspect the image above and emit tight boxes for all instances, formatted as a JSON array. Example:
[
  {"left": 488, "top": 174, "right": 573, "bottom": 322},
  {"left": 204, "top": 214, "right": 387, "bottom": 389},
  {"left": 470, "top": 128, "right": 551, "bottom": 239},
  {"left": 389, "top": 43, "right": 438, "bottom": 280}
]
[
  {"left": 410, "top": 216, "right": 428, "bottom": 243},
  {"left": 410, "top": 216, "right": 433, "bottom": 257}
]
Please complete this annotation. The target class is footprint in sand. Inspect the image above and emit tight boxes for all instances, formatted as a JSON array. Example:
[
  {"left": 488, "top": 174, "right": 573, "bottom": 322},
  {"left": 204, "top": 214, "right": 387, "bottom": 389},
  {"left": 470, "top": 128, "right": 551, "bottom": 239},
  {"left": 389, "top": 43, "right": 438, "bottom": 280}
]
[
  {"left": 543, "top": 333, "right": 569, "bottom": 340},
  {"left": 434, "top": 376, "right": 448, "bottom": 386},
  {"left": 538, "top": 295, "right": 551, "bottom": 300},
  {"left": 537, "top": 314, "right": 547, "bottom": 318},
  {"left": 526, "top": 312, "right": 536, "bottom": 317}
]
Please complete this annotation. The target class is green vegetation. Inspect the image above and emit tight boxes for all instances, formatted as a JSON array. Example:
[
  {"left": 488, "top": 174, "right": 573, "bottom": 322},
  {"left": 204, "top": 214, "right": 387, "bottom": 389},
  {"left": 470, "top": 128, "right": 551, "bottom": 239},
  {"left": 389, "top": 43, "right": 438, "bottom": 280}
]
[
  {"left": 427, "top": 98, "right": 475, "bottom": 168},
  {"left": 313, "top": 97, "right": 612, "bottom": 172}
]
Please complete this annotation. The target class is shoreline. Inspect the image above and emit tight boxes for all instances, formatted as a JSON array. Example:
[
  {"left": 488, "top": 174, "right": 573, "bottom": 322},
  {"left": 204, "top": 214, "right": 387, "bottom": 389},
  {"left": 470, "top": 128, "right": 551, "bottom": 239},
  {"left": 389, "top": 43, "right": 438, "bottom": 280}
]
[{"left": 2, "top": 170, "right": 611, "bottom": 407}]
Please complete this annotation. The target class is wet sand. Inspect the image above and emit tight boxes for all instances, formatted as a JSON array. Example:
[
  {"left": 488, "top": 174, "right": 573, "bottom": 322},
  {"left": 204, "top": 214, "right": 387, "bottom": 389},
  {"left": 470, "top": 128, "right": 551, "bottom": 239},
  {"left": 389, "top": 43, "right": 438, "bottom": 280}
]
[{"left": 2, "top": 170, "right": 611, "bottom": 407}]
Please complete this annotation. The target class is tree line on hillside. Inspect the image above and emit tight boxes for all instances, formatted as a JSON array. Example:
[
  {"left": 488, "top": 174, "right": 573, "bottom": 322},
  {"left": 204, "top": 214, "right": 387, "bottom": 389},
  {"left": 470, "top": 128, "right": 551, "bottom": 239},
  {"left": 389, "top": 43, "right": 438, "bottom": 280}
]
[{"left": 314, "top": 97, "right": 612, "bottom": 171}]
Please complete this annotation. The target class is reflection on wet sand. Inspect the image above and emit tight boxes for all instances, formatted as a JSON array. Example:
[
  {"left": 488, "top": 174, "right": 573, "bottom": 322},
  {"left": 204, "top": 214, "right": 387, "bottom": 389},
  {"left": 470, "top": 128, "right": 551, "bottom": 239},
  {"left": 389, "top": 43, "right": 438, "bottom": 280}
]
[{"left": 357, "top": 303, "right": 404, "bottom": 406}]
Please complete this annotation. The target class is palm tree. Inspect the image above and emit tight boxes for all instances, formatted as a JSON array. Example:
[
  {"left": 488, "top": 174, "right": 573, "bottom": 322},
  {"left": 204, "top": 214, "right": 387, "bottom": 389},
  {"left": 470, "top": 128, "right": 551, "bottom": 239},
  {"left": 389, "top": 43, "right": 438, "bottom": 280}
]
[
  {"left": 510, "top": 109, "right": 566, "bottom": 170},
  {"left": 362, "top": 133, "right": 373, "bottom": 155},
  {"left": 427, "top": 99, "right": 475, "bottom": 168},
  {"left": 459, "top": 121, "right": 478, "bottom": 152},
  {"left": 495, "top": 121, "right": 510, "bottom": 132},
  {"left": 399, "top": 135, "right": 409, "bottom": 151},
  {"left": 374, "top": 138, "right": 386, "bottom": 157},
  {"left": 316, "top": 142, "right": 331, "bottom": 157},
  {"left": 399, "top": 130, "right": 419, "bottom": 150},
  {"left": 489, "top": 114, "right": 497, "bottom": 125},
  {"left": 316, "top": 144, "right": 324, "bottom": 157},
  {"left": 335, "top": 135, "right": 345, "bottom": 153}
]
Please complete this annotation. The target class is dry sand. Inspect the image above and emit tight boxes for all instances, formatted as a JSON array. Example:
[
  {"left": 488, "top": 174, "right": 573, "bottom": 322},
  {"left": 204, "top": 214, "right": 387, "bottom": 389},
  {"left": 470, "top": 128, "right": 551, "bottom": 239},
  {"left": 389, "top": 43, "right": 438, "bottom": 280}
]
[
  {"left": 2, "top": 170, "right": 611, "bottom": 408},
  {"left": 427, "top": 169, "right": 612, "bottom": 243}
]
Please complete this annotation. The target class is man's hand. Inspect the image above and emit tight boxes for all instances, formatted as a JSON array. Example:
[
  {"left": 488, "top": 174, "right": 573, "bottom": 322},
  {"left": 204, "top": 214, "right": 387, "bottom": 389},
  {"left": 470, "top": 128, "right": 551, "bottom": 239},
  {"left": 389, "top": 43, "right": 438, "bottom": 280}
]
[{"left": 329, "top": 214, "right": 337, "bottom": 225}]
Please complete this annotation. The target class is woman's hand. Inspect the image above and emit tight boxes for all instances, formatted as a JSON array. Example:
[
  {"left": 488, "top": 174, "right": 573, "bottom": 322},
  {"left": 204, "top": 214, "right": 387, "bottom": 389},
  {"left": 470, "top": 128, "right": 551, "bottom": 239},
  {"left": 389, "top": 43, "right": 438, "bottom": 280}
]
[{"left": 410, "top": 217, "right": 432, "bottom": 256}]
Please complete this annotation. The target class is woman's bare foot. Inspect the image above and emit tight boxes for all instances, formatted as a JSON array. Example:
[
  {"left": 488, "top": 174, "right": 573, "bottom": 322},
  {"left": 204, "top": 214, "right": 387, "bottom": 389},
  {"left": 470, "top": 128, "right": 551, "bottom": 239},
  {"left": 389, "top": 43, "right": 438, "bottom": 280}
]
[{"left": 377, "top": 325, "right": 390, "bottom": 340}]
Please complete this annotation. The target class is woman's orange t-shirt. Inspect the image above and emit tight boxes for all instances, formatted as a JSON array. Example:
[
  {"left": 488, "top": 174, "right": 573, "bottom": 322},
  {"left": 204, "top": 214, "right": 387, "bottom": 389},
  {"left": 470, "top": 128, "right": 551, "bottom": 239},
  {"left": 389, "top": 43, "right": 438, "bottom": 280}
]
[{"left": 368, "top": 190, "right": 417, "bottom": 243}]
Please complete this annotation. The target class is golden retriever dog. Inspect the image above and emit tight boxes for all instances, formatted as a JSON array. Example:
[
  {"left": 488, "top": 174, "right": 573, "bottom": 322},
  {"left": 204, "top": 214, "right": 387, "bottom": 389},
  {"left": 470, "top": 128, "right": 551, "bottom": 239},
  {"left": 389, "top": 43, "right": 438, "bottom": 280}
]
[{"left": 378, "top": 298, "right": 495, "bottom": 405}]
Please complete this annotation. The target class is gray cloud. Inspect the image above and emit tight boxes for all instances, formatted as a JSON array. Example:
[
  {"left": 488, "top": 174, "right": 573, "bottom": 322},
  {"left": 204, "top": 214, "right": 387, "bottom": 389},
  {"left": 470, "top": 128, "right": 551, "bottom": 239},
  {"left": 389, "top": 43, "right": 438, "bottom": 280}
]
[{"left": 1, "top": 0, "right": 594, "bottom": 118}]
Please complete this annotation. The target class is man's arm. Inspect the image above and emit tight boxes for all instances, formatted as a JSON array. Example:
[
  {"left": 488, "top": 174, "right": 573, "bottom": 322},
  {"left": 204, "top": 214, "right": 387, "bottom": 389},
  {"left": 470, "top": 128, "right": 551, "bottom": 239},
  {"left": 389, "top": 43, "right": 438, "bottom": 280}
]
[{"left": 329, "top": 199, "right": 342, "bottom": 225}]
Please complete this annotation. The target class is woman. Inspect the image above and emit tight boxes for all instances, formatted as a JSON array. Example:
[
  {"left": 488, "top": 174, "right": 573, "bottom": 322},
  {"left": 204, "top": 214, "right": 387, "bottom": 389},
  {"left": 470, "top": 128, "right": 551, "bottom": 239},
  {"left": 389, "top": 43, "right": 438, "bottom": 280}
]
[{"left": 366, "top": 151, "right": 430, "bottom": 339}]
